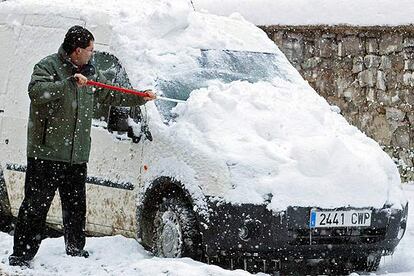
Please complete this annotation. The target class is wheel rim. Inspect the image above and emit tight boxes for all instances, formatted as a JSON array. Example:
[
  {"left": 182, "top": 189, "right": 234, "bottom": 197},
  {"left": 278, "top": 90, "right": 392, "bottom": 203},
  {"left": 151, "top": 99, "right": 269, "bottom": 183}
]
[{"left": 157, "top": 210, "right": 183, "bottom": 258}]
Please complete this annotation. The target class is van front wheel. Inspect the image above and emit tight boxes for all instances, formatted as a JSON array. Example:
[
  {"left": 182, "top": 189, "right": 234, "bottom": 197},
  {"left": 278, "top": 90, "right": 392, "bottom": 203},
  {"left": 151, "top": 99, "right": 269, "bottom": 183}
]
[{"left": 152, "top": 197, "right": 202, "bottom": 260}]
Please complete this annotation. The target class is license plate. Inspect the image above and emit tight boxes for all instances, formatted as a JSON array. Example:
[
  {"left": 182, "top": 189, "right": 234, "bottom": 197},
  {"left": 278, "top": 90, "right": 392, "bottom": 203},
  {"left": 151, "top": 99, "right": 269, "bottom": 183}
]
[{"left": 309, "top": 210, "right": 372, "bottom": 228}]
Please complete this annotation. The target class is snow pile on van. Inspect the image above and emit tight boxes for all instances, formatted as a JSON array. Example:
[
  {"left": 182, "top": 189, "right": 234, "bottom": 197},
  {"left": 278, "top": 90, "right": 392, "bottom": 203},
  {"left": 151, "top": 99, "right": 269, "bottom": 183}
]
[
  {"left": 0, "top": 0, "right": 406, "bottom": 210},
  {"left": 170, "top": 79, "right": 405, "bottom": 209},
  {"left": 105, "top": 0, "right": 405, "bottom": 210}
]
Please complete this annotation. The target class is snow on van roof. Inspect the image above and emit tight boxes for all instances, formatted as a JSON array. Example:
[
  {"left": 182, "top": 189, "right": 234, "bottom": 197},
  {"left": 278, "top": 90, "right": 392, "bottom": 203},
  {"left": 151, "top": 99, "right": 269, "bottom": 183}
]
[{"left": 0, "top": 0, "right": 406, "bottom": 210}]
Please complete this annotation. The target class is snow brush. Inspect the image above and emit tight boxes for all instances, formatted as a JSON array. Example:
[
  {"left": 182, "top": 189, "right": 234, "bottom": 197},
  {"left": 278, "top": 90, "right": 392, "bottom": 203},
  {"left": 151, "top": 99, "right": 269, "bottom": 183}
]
[{"left": 85, "top": 80, "right": 185, "bottom": 103}]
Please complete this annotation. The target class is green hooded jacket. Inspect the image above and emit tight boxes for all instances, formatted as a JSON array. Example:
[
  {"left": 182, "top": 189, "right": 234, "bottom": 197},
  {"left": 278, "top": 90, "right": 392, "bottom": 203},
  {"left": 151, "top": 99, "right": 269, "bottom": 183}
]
[{"left": 27, "top": 46, "right": 146, "bottom": 164}]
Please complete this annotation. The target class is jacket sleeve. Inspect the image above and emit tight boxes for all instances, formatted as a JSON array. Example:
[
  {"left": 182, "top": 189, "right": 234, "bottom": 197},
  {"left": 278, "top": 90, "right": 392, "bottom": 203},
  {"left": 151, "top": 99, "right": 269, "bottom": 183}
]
[
  {"left": 28, "top": 62, "right": 73, "bottom": 105},
  {"left": 93, "top": 70, "right": 147, "bottom": 107}
]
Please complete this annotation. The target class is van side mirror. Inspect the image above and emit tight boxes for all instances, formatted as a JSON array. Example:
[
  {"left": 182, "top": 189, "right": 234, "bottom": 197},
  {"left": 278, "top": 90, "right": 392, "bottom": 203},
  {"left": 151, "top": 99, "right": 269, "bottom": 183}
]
[
  {"left": 127, "top": 123, "right": 153, "bottom": 143},
  {"left": 107, "top": 106, "right": 129, "bottom": 133},
  {"left": 107, "top": 106, "right": 152, "bottom": 143}
]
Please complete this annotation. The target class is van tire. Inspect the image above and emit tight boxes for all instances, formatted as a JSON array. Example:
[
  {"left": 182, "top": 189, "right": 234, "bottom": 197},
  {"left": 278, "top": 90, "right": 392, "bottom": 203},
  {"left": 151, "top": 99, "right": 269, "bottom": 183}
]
[{"left": 152, "top": 197, "right": 202, "bottom": 260}]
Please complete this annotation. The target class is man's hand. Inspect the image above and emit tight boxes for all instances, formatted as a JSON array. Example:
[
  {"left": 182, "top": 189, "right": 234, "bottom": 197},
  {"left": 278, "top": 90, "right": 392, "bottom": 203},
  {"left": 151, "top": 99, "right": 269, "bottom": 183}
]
[
  {"left": 74, "top": 73, "right": 88, "bottom": 87},
  {"left": 143, "top": 90, "right": 157, "bottom": 101}
]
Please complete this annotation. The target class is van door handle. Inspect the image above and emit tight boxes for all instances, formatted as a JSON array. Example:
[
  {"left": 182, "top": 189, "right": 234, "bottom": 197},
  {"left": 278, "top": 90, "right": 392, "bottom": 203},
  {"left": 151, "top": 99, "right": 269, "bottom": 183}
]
[{"left": 0, "top": 109, "right": 4, "bottom": 113}]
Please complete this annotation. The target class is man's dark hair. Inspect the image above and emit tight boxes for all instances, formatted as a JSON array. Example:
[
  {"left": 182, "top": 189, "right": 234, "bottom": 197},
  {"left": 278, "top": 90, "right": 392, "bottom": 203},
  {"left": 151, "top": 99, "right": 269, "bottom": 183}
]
[{"left": 62, "top": 25, "right": 94, "bottom": 55}]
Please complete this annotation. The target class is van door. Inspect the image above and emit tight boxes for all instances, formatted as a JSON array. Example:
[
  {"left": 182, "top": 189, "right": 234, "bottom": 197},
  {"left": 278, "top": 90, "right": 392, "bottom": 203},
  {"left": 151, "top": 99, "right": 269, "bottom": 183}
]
[
  {"left": 1, "top": 14, "right": 141, "bottom": 236},
  {"left": 85, "top": 51, "right": 145, "bottom": 237}
]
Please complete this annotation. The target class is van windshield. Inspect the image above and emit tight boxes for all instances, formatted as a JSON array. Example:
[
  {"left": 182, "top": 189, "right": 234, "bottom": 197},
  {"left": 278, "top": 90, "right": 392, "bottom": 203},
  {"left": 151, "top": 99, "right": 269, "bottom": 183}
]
[{"left": 155, "top": 49, "right": 287, "bottom": 120}]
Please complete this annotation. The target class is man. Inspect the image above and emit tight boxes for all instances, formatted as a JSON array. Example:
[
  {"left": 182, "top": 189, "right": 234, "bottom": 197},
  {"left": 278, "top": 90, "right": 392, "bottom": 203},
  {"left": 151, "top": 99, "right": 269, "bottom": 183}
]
[{"left": 9, "top": 25, "right": 156, "bottom": 267}]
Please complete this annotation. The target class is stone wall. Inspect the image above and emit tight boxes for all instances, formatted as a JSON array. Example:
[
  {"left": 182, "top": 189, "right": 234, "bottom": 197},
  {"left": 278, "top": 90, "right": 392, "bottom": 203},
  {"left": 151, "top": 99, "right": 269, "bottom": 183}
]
[{"left": 260, "top": 25, "right": 414, "bottom": 182}]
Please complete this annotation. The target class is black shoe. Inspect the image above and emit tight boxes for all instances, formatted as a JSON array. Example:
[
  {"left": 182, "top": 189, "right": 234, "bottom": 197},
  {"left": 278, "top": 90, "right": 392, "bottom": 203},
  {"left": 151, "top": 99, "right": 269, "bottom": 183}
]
[
  {"left": 66, "top": 249, "right": 89, "bottom": 258},
  {"left": 9, "top": 255, "right": 31, "bottom": 267}
]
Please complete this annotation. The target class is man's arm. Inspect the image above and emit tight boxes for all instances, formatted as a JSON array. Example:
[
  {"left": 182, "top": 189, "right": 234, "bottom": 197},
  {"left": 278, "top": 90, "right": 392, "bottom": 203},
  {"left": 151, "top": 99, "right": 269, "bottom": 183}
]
[
  {"left": 28, "top": 63, "right": 73, "bottom": 105},
  {"left": 83, "top": 70, "right": 155, "bottom": 107}
]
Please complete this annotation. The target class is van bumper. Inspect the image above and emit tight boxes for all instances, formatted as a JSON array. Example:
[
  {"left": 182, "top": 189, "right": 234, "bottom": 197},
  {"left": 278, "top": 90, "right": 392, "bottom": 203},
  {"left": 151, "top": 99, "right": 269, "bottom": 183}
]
[{"left": 201, "top": 200, "right": 408, "bottom": 260}]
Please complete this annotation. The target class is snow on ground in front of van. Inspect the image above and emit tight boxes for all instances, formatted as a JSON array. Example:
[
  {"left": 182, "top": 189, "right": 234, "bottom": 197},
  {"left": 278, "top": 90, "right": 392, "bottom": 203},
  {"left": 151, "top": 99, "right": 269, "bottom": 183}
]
[
  {"left": 0, "top": 233, "right": 255, "bottom": 276},
  {"left": 0, "top": 0, "right": 406, "bottom": 210},
  {"left": 0, "top": 183, "right": 413, "bottom": 276}
]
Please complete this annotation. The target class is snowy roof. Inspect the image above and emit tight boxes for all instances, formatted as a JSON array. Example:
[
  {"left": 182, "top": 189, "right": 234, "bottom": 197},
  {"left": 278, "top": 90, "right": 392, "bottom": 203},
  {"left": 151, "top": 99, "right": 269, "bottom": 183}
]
[{"left": 194, "top": 0, "right": 414, "bottom": 26}]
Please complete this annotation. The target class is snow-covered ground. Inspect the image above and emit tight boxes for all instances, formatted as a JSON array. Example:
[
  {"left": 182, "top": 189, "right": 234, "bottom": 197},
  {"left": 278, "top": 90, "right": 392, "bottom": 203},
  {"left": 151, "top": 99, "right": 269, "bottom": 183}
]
[
  {"left": 194, "top": 0, "right": 414, "bottom": 26},
  {"left": 0, "top": 182, "right": 412, "bottom": 275}
]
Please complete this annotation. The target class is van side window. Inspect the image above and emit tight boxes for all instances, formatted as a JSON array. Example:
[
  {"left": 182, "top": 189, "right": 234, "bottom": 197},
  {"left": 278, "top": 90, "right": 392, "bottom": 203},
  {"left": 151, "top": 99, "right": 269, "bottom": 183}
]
[{"left": 93, "top": 51, "right": 143, "bottom": 124}]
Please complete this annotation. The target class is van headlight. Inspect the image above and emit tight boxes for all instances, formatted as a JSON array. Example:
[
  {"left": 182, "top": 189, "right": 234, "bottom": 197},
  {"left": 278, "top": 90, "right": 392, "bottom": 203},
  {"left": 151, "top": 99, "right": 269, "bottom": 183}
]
[
  {"left": 238, "top": 225, "right": 250, "bottom": 240},
  {"left": 238, "top": 220, "right": 260, "bottom": 241}
]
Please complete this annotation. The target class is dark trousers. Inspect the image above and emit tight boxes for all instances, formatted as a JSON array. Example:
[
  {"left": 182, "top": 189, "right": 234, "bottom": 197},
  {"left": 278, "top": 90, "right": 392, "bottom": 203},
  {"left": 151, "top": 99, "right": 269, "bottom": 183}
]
[{"left": 11, "top": 158, "right": 87, "bottom": 260}]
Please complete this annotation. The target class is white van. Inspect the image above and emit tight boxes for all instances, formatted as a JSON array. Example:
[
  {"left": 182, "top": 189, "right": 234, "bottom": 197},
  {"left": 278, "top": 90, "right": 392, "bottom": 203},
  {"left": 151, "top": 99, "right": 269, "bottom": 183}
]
[{"left": 0, "top": 0, "right": 408, "bottom": 273}]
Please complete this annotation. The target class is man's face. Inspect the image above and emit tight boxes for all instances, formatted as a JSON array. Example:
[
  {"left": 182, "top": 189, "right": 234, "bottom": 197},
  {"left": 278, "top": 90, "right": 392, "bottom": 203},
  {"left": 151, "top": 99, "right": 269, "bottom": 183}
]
[{"left": 72, "top": 40, "right": 94, "bottom": 66}]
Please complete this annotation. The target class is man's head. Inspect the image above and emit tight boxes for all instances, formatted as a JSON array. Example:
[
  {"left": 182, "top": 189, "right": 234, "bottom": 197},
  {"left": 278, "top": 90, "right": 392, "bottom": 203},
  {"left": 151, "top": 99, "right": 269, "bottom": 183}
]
[{"left": 62, "top": 25, "right": 95, "bottom": 66}]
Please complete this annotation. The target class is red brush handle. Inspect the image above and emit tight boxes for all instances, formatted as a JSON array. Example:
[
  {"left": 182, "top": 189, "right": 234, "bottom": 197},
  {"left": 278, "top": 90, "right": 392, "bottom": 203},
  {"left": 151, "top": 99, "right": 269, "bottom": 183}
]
[{"left": 86, "top": 80, "right": 150, "bottom": 98}]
